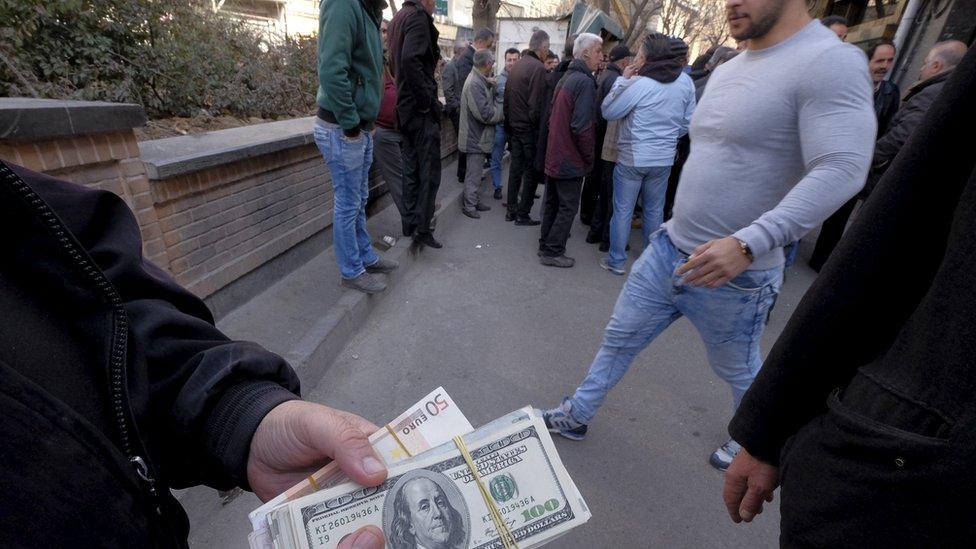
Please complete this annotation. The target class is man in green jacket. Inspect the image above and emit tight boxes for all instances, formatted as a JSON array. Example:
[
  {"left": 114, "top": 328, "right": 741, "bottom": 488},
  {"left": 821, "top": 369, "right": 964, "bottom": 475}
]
[
  {"left": 458, "top": 49, "right": 504, "bottom": 218},
  {"left": 314, "top": 0, "right": 398, "bottom": 294}
]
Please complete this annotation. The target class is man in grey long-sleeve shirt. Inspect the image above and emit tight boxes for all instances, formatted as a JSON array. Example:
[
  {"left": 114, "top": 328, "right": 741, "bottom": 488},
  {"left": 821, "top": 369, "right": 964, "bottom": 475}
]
[{"left": 542, "top": 0, "right": 875, "bottom": 471}]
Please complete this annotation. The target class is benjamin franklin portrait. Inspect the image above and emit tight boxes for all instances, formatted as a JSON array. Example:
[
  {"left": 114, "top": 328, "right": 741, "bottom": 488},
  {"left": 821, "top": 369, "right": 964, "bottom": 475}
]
[{"left": 383, "top": 469, "right": 470, "bottom": 549}]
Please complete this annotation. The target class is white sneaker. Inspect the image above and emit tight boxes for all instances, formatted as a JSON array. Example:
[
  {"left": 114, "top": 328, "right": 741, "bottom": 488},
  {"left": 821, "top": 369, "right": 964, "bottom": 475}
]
[{"left": 709, "top": 439, "right": 742, "bottom": 471}]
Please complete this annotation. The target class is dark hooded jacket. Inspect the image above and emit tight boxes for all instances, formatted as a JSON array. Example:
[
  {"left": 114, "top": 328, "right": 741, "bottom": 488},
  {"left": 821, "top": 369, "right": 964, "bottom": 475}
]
[
  {"left": 544, "top": 59, "right": 598, "bottom": 179},
  {"left": 388, "top": 0, "right": 441, "bottom": 125},
  {"left": 0, "top": 162, "right": 300, "bottom": 547}
]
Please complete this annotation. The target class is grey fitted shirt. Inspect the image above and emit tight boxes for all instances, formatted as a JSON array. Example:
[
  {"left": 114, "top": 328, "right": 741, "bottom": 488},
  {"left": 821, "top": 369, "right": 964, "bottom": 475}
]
[{"left": 665, "top": 20, "right": 877, "bottom": 270}]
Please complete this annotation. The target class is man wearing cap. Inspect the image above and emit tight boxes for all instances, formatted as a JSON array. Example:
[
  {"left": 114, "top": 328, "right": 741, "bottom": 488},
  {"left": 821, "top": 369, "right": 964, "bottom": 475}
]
[
  {"left": 313, "top": 0, "right": 398, "bottom": 293},
  {"left": 585, "top": 44, "right": 632, "bottom": 249}
]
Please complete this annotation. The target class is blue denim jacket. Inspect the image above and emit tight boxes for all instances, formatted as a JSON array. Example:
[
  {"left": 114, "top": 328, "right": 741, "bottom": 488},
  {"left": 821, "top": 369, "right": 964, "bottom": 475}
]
[{"left": 601, "top": 72, "right": 696, "bottom": 168}]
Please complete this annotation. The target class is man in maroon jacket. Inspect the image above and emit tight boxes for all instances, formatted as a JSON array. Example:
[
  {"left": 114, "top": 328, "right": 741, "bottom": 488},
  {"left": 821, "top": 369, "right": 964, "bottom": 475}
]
[{"left": 538, "top": 33, "right": 602, "bottom": 268}]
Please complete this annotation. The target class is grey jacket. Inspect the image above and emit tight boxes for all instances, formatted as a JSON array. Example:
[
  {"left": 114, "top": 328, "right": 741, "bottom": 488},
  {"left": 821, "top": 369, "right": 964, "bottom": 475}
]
[
  {"left": 442, "top": 59, "right": 460, "bottom": 112},
  {"left": 459, "top": 69, "right": 503, "bottom": 154}
]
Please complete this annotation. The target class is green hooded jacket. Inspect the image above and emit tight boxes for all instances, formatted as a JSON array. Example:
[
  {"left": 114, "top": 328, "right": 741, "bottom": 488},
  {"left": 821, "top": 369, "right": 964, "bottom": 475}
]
[{"left": 316, "top": 0, "right": 383, "bottom": 131}]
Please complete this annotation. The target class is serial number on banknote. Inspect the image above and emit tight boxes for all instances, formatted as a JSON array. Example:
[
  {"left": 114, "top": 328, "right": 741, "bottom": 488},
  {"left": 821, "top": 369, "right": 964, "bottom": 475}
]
[{"left": 312, "top": 504, "right": 380, "bottom": 539}]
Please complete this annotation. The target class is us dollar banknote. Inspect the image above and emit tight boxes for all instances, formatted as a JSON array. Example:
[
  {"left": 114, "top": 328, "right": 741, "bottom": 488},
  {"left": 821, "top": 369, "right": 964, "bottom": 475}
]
[
  {"left": 268, "top": 408, "right": 589, "bottom": 549},
  {"left": 249, "top": 388, "right": 474, "bottom": 549}
]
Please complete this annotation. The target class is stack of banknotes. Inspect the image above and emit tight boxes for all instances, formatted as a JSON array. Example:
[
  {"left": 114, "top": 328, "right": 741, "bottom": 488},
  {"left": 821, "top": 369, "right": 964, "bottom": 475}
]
[{"left": 248, "top": 388, "right": 590, "bottom": 549}]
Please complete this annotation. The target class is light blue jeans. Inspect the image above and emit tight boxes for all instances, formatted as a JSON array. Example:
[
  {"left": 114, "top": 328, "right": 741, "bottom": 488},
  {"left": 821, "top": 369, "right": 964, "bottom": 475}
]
[
  {"left": 570, "top": 230, "right": 783, "bottom": 424},
  {"left": 608, "top": 164, "right": 672, "bottom": 269},
  {"left": 489, "top": 125, "right": 507, "bottom": 190},
  {"left": 313, "top": 121, "right": 379, "bottom": 279}
]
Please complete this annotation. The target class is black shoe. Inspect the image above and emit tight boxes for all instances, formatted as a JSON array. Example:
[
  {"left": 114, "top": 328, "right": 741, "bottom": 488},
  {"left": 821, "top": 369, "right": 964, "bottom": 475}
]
[
  {"left": 537, "top": 249, "right": 544, "bottom": 257},
  {"left": 462, "top": 208, "right": 481, "bottom": 219},
  {"left": 475, "top": 203, "right": 491, "bottom": 212},
  {"left": 599, "top": 241, "right": 609, "bottom": 252},
  {"left": 402, "top": 223, "right": 416, "bottom": 237},
  {"left": 580, "top": 216, "right": 591, "bottom": 226},
  {"left": 515, "top": 217, "right": 541, "bottom": 226},
  {"left": 540, "top": 255, "right": 575, "bottom": 268},
  {"left": 414, "top": 233, "right": 443, "bottom": 249},
  {"left": 493, "top": 188, "right": 503, "bottom": 200},
  {"left": 505, "top": 212, "right": 516, "bottom": 222},
  {"left": 585, "top": 231, "right": 601, "bottom": 244}
]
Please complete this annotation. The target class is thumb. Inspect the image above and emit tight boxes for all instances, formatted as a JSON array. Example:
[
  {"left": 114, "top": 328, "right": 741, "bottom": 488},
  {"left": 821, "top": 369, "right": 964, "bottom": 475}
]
[
  {"left": 338, "top": 526, "right": 385, "bottom": 549},
  {"left": 305, "top": 409, "right": 388, "bottom": 487}
]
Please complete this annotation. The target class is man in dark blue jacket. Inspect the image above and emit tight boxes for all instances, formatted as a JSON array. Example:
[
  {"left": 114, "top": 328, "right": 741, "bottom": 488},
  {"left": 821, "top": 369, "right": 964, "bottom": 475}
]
[{"left": 537, "top": 33, "right": 602, "bottom": 268}]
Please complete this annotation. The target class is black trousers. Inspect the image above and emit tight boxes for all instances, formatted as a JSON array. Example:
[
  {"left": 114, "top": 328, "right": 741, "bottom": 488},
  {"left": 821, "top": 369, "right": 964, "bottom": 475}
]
[
  {"left": 580, "top": 168, "right": 600, "bottom": 224},
  {"left": 539, "top": 176, "right": 583, "bottom": 257},
  {"left": 664, "top": 136, "right": 690, "bottom": 221},
  {"left": 401, "top": 113, "right": 442, "bottom": 236},
  {"left": 779, "top": 378, "right": 974, "bottom": 547},
  {"left": 808, "top": 196, "right": 858, "bottom": 272},
  {"left": 449, "top": 108, "right": 466, "bottom": 182},
  {"left": 507, "top": 130, "right": 540, "bottom": 218},
  {"left": 587, "top": 160, "right": 614, "bottom": 244}
]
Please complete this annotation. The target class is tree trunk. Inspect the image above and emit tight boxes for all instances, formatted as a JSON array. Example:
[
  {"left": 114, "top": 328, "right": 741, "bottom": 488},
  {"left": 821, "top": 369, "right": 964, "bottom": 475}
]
[{"left": 472, "top": 0, "right": 501, "bottom": 31}]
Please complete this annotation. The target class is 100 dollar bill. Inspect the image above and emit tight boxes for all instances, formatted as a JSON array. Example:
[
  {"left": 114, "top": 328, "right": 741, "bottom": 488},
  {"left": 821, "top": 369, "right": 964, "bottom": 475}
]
[
  {"left": 249, "top": 388, "right": 474, "bottom": 549},
  {"left": 269, "top": 409, "right": 590, "bottom": 549}
]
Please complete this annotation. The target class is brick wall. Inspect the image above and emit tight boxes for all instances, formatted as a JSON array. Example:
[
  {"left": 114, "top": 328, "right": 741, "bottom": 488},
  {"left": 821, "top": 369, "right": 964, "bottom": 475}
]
[
  {"left": 1, "top": 98, "right": 457, "bottom": 306},
  {"left": 0, "top": 130, "right": 170, "bottom": 267}
]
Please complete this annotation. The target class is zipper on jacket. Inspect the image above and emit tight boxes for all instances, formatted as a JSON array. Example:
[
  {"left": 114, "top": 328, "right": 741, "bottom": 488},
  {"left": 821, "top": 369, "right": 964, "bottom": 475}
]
[{"left": 1, "top": 163, "right": 162, "bottom": 513}]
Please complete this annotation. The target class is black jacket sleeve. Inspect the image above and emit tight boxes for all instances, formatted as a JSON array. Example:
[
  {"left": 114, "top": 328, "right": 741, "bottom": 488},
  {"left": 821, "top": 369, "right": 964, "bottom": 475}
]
[
  {"left": 728, "top": 48, "right": 976, "bottom": 465},
  {"left": 873, "top": 84, "right": 940, "bottom": 171},
  {"left": 399, "top": 12, "right": 435, "bottom": 113},
  {"left": 23, "top": 166, "right": 301, "bottom": 490}
]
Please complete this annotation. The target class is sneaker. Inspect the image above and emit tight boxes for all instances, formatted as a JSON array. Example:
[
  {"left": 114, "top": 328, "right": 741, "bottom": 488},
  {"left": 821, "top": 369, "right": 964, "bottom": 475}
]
[
  {"left": 540, "top": 255, "right": 575, "bottom": 268},
  {"left": 515, "top": 216, "right": 541, "bottom": 226},
  {"left": 542, "top": 398, "right": 588, "bottom": 441},
  {"left": 413, "top": 233, "right": 443, "bottom": 249},
  {"left": 599, "top": 257, "right": 625, "bottom": 276},
  {"left": 475, "top": 203, "right": 491, "bottom": 212},
  {"left": 505, "top": 211, "right": 516, "bottom": 221},
  {"left": 709, "top": 439, "right": 742, "bottom": 472},
  {"left": 462, "top": 208, "right": 481, "bottom": 219},
  {"left": 340, "top": 272, "right": 386, "bottom": 294},
  {"left": 365, "top": 258, "right": 399, "bottom": 274}
]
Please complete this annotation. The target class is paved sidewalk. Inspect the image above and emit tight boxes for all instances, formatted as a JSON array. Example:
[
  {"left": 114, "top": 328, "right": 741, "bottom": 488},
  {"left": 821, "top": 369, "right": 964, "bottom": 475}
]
[{"left": 189, "top": 165, "right": 820, "bottom": 547}]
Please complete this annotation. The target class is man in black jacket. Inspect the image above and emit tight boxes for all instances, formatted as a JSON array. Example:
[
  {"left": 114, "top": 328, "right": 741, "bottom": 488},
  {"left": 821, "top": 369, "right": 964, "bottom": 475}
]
[
  {"left": 724, "top": 44, "right": 976, "bottom": 546},
  {"left": 809, "top": 39, "right": 964, "bottom": 272},
  {"left": 442, "top": 42, "right": 466, "bottom": 182},
  {"left": 585, "top": 44, "right": 631, "bottom": 247},
  {"left": 389, "top": 0, "right": 443, "bottom": 249},
  {"left": 0, "top": 161, "right": 387, "bottom": 548},
  {"left": 503, "top": 29, "right": 550, "bottom": 225},
  {"left": 808, "top": 39, "right": 900, "bottom": 271}
]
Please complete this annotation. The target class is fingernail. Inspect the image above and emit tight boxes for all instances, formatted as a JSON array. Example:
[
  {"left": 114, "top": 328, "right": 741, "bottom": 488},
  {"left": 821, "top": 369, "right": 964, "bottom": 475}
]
[
  {"left": 352, "top": 528, "right": 382, "bottom": 549},
  {"left": 362, "top": 456, "right": 385, "bottom": 475}
]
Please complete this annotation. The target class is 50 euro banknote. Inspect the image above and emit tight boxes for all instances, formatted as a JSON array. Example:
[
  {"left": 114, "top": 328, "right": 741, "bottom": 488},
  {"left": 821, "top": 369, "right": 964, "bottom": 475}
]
[
  {"left": 267, "top": 408, "right": 590, "bottom": 549},
  {"left": 249, "top": 388, "right": 474, "bottom": 549}
]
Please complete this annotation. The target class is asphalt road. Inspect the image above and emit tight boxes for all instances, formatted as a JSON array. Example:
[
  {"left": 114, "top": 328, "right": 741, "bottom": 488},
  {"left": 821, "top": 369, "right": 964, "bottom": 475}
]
[{"left": 189, "top": 178, "right": 820, "bottom": 548}]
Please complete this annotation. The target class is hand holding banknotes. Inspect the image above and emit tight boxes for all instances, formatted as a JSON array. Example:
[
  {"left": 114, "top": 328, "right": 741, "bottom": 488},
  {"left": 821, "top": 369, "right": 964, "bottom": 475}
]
[{"left": 248, "top": 400, "right": 390, "bottom": 548}]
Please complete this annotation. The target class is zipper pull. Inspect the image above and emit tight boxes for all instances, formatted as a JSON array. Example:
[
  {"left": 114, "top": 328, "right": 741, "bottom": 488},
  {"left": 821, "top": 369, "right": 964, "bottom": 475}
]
[{"left": 131, "top": 455, "right": 163, "bottom": 515}]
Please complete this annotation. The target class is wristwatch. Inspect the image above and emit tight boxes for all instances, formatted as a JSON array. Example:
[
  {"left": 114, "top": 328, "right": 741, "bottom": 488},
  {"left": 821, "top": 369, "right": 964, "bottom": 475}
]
[{"left": 735, "top": 238, "right": 754, "bottom": 262}]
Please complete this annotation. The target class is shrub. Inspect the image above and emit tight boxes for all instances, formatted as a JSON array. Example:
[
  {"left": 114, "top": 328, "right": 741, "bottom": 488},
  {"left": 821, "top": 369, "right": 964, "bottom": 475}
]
[{"left": 0, "top": 0, "right": 317, "bottom": 119}]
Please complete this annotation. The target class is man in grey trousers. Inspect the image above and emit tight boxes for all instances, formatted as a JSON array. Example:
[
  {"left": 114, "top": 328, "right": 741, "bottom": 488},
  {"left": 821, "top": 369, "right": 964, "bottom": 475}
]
[{"left": 458, "top": 49, "right": 504, "bottom": 218}]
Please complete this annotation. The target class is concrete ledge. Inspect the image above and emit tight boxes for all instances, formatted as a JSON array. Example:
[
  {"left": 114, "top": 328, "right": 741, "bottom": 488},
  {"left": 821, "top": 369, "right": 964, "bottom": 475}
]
[
  {"left": 138, "top": 117, "right": 317, "bottom": 179},
  {"left": 0, "top": 98, "right": 146, "bottom": 140}
]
